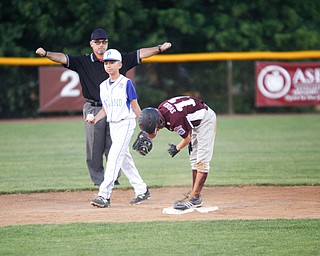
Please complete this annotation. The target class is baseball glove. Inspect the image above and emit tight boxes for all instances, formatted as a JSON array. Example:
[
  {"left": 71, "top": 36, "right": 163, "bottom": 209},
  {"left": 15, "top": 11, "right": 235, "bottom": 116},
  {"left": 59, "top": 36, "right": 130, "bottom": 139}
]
[
  {"left": 168, "top": 143, "right": 180, "bottom": 157},
  {"left": 132, "top": 131, "right": 153, "bottom": 156}
]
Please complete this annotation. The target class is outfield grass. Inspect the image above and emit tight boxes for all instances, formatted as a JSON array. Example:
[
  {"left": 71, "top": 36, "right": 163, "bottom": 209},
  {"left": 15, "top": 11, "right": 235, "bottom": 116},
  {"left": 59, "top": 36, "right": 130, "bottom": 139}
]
[
  {"left": 0, "top": 219, "right": 319, "bottom": 256},
  {"left": 0, "top": 114, "right": 319, "bottom": 256},
  {"left": 0, "top": 114, "right": 319, "bottom": 193}
]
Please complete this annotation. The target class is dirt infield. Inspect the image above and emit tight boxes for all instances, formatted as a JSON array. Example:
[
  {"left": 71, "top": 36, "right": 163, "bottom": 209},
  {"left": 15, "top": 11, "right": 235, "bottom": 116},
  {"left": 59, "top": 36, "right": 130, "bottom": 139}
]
[{"left": 0, "top": 186, "right": 319, "bottom": 227}]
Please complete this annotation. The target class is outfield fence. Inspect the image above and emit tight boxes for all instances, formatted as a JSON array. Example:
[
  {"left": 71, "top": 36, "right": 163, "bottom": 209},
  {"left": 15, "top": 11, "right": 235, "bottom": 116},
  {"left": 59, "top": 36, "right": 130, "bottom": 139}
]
[{"left": 0, "top": 51, "right": 320, "bottom": 118}]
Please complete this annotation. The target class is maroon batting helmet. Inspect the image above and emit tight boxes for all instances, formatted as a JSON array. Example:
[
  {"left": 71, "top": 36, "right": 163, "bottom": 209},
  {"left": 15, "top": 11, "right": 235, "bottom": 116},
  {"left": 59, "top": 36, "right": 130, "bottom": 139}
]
[{"left": 139, "top": 108, "right": 165, "bottom": 139}]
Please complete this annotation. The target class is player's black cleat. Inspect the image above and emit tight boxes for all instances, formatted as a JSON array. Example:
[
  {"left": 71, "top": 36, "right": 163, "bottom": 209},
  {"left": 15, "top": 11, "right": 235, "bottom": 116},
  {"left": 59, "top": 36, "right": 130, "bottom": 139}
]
[
  {"left": 174, "top": 191, "right": 191, "bottom": 205},
  {"left": 91, "top": 196, "right": 110, "bottom": 208},
  {"left": 130, "top": 188, "right": 151, "bottom": 205},
  {"left": 174, "top": 196, "right": 203, "bottom": 210}
]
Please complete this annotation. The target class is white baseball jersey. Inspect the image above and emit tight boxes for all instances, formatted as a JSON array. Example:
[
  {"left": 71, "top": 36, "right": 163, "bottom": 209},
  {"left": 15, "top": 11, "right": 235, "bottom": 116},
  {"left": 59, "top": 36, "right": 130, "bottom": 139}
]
[
  {"left": 99, "top": 74, "right": 137, "bottom": 122},
  {"left": 97, "top": 74, "right": 147, "bottom": 199}
]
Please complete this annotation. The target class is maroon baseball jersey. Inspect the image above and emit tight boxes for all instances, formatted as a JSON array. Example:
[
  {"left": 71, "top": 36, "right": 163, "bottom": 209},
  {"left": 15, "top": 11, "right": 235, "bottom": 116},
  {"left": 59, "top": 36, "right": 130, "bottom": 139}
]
[{"left": 158, "top": 96, "right": 208, "bottom": 138}]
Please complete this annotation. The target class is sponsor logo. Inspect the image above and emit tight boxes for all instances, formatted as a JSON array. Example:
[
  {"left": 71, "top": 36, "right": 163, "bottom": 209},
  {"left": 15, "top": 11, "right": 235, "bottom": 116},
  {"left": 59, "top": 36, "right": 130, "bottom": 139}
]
[{"left": 257, "top": 65, "right": 291, "bottom": 99}]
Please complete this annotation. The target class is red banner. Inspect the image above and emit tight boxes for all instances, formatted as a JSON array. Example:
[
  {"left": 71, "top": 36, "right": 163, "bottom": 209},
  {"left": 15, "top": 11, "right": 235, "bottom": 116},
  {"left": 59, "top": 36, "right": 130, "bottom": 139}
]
[
  {"left": 39, "top": 67, "right": 134, "bottom": 112},
  {"left": 256, "top": 62, "right": 320, "bottom": 107},
  {"left": 39, "top": 67, "right": 83, "bottom": 112}
]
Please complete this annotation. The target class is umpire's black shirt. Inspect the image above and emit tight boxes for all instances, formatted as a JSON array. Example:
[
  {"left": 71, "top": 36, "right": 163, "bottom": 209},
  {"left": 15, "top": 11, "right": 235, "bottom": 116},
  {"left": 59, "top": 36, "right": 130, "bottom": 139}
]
[{"left": 64, "top": 51, "right": 140, "bottom": 102}]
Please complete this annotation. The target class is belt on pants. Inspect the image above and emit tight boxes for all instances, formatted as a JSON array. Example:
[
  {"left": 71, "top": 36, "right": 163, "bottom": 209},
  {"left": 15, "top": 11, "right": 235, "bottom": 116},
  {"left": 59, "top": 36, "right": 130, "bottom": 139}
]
[{"left": 84, "top": 98, "right": 102, "bottom": 107}]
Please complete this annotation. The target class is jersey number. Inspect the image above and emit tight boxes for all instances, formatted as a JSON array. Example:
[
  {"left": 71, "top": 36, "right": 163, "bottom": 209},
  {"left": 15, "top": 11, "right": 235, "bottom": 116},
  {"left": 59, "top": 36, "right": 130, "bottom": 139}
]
[
  {"left": 60, "top": 70, "right": 80, "bottom": 97},
  {"left": 168, "top": 97, "right": 196, "bottom": 111}
]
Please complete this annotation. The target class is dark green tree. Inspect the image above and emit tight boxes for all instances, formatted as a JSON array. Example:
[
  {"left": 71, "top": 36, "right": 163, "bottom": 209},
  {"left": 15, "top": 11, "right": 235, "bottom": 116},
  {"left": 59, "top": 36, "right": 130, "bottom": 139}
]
[{"left": 1, "top": 0, "right": 320, "bottom": 117}]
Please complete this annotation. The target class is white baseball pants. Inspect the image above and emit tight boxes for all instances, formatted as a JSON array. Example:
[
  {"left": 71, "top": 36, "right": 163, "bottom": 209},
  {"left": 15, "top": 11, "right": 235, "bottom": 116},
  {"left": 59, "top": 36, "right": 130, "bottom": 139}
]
[{"left": 98, "top": 118, "right": 147, "bottom": 199}]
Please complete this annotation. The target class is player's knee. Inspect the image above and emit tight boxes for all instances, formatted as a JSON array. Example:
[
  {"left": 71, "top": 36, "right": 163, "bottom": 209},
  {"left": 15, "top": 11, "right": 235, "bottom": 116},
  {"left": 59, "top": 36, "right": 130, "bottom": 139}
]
[{"left": 197, "top": 162, "right": 210, "bottom": 173}]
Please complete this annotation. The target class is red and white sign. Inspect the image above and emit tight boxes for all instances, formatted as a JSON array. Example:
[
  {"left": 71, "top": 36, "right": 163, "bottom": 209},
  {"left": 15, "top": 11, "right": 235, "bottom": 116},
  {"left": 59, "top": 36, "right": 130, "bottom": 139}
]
[
  {"left": 39, "top": 67, "right": 135, "bottom": 112},
  {"left": 256, "top": 62, "right": 320, "bottom": 107},
  {"left": 39, "top": 67, "right": 83, "bottom": 112}
]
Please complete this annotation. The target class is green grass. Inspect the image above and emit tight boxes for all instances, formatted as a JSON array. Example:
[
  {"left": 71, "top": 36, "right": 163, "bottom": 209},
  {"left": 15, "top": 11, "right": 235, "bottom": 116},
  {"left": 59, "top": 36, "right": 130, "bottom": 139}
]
[
  {"left": 0, "top": 114, "right": 319, "bottom": 193},
  {"left": 214, "top": 114, "right": 320, "bottom": 185},
  {"left": 0, "top": 121, "right": 88, "bottom": 193},
  {"left": 0, "top": 115, "right": 319, "bottom": 256},
  {"left": 0, "top": 219, "right": 319, "bottom": 256}
]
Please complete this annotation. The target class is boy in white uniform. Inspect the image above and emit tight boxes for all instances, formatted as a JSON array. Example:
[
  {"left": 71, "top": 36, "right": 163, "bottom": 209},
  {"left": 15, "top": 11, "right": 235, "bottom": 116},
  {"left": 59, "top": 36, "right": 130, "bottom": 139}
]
[{"left": 87, "top": 49, "right": 150, "bottom": 207}]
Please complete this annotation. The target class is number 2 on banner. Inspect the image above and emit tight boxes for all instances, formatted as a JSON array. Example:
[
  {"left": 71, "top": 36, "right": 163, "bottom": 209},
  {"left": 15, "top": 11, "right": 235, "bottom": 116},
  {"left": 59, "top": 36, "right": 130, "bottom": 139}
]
[{"left": 60, "top": 70, "right": 80, "bottom": 97}]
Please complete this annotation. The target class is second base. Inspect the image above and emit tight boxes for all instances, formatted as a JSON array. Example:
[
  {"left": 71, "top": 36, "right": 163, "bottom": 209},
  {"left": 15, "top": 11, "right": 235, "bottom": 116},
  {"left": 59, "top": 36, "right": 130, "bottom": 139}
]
[{"left": 162, "top": 206, "right": 219, "bottom": 215}]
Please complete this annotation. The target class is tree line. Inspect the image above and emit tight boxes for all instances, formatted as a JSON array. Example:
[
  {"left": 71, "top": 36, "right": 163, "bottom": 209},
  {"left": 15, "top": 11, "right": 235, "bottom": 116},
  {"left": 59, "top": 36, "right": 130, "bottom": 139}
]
[{"left": 1, "top": 0, "right": 320, "bottom": 118}]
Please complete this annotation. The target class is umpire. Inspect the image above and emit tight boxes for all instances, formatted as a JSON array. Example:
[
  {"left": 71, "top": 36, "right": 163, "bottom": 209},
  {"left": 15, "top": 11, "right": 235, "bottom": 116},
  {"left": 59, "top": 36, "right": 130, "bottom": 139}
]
[{"left": 36, "top": 28, "right": 172, "bottom": 185}]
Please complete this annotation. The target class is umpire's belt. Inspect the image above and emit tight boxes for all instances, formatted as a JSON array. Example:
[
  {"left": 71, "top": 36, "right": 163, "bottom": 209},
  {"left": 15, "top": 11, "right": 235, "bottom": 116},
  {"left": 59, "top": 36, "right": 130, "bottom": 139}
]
[{"left": 84, "top": 98, "right": 102, "bottom": 107}]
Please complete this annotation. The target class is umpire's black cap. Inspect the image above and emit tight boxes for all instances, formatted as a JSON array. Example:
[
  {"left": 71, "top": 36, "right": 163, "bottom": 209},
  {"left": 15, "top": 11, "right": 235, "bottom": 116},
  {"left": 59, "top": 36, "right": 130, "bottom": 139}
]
[{"left": 91, "top": 28, "right": 108, "bottom": 40}]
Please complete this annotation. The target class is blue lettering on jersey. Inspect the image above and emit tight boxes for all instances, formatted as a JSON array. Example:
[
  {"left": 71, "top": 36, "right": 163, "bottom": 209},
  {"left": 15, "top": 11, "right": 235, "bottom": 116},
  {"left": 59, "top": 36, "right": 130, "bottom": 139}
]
[
  {"left": 174, "top": 125, "right": 186, "bottom": 136},
  {"left": 104, "top": 98, "right": 123, "bottom": 107}
]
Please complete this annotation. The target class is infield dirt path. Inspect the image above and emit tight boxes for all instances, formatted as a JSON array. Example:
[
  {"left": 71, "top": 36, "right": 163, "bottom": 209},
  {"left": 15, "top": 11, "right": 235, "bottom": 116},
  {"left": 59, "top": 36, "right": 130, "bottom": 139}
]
[{"left": 0, "top": 186, "right": 319, "bottom": 227}]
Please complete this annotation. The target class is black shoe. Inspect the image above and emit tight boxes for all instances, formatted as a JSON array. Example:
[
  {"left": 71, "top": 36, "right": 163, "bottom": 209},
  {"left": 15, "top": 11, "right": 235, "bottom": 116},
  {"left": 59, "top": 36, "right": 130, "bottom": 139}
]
[
  {"left": 114, "top": 179, "right": 120, "bottom": 186},
  {"left": 174, "top": 196, "right": 203, "bottom": 210},
  {"left": 174, "top": 191, "right": 191, "bottom": 205},
  {"left": 91, "top": 196, "right": 110, "bottom": 208},
  {"left": 130, "top": 189, "right": 151, "bottom": 205}
]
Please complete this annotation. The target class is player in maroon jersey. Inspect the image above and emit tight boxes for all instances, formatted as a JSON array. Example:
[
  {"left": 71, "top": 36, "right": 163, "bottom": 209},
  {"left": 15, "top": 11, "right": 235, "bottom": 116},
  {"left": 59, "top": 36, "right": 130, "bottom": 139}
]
[{"left": 138, "top": 96, "right": 217, "bottom": 210}]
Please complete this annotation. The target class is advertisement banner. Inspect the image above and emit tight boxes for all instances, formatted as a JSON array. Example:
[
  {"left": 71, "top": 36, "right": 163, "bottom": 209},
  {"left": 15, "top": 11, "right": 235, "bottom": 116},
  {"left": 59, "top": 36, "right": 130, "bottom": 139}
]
[
  {"left": 39, "top": 67, "right": 135, "bottom": 112},
  {"left": 256, "top": 62, "right": 320, "bottom": 107},
  {"left": 39, "top": 67, "right": 83, "bottom": 112}
]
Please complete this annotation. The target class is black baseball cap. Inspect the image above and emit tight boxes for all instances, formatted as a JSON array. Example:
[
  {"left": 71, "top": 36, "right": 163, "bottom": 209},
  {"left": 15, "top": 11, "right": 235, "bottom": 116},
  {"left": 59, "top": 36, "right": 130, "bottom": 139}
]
[{"left": 91, "top": 28, "right": 108, "bottom": 40}]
